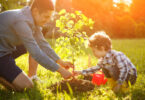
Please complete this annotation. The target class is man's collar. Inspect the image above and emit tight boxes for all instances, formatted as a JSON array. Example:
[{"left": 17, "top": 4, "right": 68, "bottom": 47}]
[{"left": 21, "top": 6, "right": 34, "bottom": 25}]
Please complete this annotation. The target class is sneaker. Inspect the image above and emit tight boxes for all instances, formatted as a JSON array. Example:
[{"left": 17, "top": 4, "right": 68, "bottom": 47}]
[{"left": 30, "top": 75, "right": 40, "bottom": 81}]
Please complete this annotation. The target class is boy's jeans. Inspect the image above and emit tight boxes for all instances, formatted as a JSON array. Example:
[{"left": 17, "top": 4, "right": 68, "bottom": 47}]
[{"left": 102, "top": 66, "right": 136, "bottom": 86}]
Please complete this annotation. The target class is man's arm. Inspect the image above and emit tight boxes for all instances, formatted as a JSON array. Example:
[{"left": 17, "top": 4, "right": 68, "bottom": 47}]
[
  {"left": 34, "top": 27, "right": 74, "bottom": 69},
  {"left": 13, "top": 21, "right": 60, "bottom": 72},
  {"left": 34, "top": 27, "right": 60, "bottom": 62}
]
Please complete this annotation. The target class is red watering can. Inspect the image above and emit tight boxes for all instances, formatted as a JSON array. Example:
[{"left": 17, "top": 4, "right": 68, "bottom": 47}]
[{"left": 92, "top": 73, "right": 107, "bottom": 86}]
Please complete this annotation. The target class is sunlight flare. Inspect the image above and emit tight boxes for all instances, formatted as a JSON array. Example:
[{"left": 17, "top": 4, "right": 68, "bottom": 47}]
[{"left": 113, "top": 0, "right": 132, "bottom": 6}]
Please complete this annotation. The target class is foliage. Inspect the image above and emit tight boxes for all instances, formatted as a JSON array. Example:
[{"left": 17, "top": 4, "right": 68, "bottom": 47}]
[
  {"left": 54, "top": 9, "right": 94, "bottom": 63},
  {"left": 1, "top": 0, "right": 145, "bottom": 38},
  {"left": 112, "top": 15, "right": 136, "bottom": 38},
  {"left": 131, "top": 0, "right": 145, "bottom": 23},
  {"left": 55, "top": 0, "right": 72, "bottom": 12},
  {"left": 0, "top": 0, "right": 27, "bottom": 12},
  {"left": 0, "top": 39, "right": 145, "bottom": 100},
  {"left": 72, "top": 0, "right": 145, "bottom": 38},
  {"left": 135, "top": 22, "right": 145, "bottom": 38}
]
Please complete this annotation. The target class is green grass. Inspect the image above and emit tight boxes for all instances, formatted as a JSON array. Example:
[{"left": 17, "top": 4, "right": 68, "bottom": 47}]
[{"left": 0, "top": 39, "right": 145, "bottom": 100}]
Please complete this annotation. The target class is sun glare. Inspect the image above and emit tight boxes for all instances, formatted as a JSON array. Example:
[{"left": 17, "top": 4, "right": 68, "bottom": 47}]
[
  {"left": 113, "top": 0, "right": 132, "bottom": 6},
  {"left": 52, "top": 0, "right": 56, "bottom": 4},
  {"left": 26, "top": 0, "right": 56, "bottom": 4}
]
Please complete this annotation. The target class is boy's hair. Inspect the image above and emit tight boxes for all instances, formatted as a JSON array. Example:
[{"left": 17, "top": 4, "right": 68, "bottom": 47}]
[
  {"left": 88, "top": 31, "right": 112, "bottom": 51},
  {"left": 31, "top": 0, "right": 54, "bottom": 12}
]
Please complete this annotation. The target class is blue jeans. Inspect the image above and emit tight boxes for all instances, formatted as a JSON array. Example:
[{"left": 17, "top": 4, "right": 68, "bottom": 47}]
[{"left": 102, "top": 66, "right": 136, "bottom": 85}]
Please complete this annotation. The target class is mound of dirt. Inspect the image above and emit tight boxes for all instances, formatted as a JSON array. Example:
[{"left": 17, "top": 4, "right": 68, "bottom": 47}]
[
  {"left": 49, "top": 79, "right": 95, "bottom": 93},
  {"left": 83, "top": 75, "right": 93, "bottom": 81}
]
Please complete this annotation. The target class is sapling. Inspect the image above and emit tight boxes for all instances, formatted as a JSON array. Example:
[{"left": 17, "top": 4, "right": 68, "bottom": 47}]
[
  {"left": 54, "top": 9, "right": 94, "bottom": 77},
  {"left": 49, "top": 9, "right": 95, "bottom": 93}
]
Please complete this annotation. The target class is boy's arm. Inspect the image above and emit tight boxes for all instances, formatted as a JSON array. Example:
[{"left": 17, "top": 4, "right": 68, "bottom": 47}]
[
  {"left": 13, "top": 21, "right": 60, "bottom": 72},
  {"left": 81, "top": 65, "right": 101, "bottom": 75},
  {"left": 115, "top": 53, "right": 128, "bottom": 85}
]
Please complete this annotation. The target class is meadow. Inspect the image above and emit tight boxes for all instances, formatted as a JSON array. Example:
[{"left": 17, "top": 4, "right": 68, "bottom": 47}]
[{"left": 0, "top": 39, "right": 145, "bottom": 100}]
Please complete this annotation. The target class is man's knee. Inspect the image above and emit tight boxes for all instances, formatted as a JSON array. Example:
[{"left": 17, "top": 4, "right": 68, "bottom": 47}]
[
  {"left": 12, "top": 72, "right": 34, "bottom": 91},
  {"left": 26, "top": 80, "right": 34, "bottom": 89},
  {"left": 16, "top": 81, "right": 34, "bottom": 91}
]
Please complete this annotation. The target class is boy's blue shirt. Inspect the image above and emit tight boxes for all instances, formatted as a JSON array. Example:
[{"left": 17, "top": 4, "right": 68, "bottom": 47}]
[
  {"left": 0, "top": 6, "right": 60, "bottom": 72},
  {"left": 81, "top": 50, "right": 137, "bottom": 84}
]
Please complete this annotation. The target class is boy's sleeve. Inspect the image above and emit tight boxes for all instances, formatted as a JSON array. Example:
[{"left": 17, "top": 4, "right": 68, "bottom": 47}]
[
  {"left": 13, "top": 21, "right": 60, "bottom": 72},
  {"left": 81, "top": 65, "right": 101, "bottom": 75},
  {"left": 115, "top": 53, "right": 128, "bottom": 85},
  {"left": 81, "top": 60, "right": 102, "bottom": 75},
  {"left": 34, "top": 27, "right": 60, "bottom": 62}
]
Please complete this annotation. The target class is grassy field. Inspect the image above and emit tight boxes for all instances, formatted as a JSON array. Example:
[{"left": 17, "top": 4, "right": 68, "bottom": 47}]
[{"left": 0, "top": 39, "right": 145, "bottom": 100}]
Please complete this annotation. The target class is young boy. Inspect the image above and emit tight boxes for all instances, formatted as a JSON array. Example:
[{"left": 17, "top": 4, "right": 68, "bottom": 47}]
[
  {"left": 74, "top": 31, "right": 137, "bottom": 93},
  {"left": 0, "top": 0, "right": 73, "bottom": 91}
]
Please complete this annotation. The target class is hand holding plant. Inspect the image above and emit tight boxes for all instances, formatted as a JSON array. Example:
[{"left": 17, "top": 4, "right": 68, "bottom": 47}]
[
  {"left": 57, "top": 59, "right": 74, "bottom": 69},
  {"left": 73, "top": 70, "right": 82, "bottom": 76},
  {"left": 57, "top": 67, "right": 72, "bottom": 79}
]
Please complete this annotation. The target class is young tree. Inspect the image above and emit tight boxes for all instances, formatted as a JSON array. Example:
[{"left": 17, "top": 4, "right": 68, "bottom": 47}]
[{"left": 54, "top": 9, "right": 94, "bottom": 70}]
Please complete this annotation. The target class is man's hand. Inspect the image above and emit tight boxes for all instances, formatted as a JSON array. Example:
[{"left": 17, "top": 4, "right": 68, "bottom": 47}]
[
  {"left": 112, "top": 84, "right": 121, "bottom": 93},
  {"left": 73, "top": 71, "right": 82, "bottom": 76},
  {"left": 57, "top": 67, "right": 72, "bottom": 79},
  {"left": 56, "top": 59, "right": 74, "bottom": 69}
]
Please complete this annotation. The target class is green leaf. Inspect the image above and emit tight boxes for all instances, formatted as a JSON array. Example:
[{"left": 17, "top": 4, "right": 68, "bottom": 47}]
[{"left": 58, "top": 9, "right": 66, "bottom": 15}]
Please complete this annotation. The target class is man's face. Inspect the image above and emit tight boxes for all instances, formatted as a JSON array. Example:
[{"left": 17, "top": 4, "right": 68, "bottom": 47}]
[{"left": 35, "top": 10, "right": 53, "bottom": 26}]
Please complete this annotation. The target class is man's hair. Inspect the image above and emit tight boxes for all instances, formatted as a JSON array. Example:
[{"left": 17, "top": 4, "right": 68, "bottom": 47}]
[
  {"left": 31, "top": 0, "right": 54, "bottom": 12},
  {"left": 88, "top": 31, "right": 112, "bottom": 51}
]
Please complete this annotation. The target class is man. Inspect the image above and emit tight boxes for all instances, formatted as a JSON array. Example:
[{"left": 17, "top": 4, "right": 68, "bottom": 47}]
[{"left": 0, "top": 0, "right": 73, "bottom": 91}]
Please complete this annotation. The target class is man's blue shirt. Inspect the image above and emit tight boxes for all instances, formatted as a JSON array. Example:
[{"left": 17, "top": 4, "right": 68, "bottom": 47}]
[{"left": 0, "top": 6, "right": 60, "bottom": 72}]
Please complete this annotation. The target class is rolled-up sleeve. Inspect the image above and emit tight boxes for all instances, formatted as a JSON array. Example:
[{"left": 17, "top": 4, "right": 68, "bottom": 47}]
[
  {"left": 81, "top": 65, "right": 101, "bottom": 75},
  {"left": 13, "top": 21, "right": 60, "bottom": 72},
  {"left": 34, "top": 27, "right": 60, "bottom": 62}
]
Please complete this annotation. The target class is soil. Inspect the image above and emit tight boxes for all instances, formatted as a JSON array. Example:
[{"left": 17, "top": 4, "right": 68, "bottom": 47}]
[
  {"left": 49, "top": 79, "right": 95, "bottom": 93},
  {"left": 83, "top": 75, "right": 93, "bottom": 81}
]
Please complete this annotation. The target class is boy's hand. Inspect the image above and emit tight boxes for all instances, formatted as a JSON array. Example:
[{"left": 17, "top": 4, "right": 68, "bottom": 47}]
[
  {"left": 56, "top": 59, "right": 74, "bottom": 69},
  {"left": 57, "top": 67, "right": 72, "bottom": 79},
  {"left": 113, "top": 84, "right": 121, "bottom": 93},
  {"left": 73, "top": 71, "right": 82, "bottom": 76}
]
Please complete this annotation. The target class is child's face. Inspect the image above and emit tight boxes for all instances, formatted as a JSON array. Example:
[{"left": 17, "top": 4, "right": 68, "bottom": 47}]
[
  {"left": 90, "top": 46, "right": 107, "bottom": 58},
  {"left": 33, "top": 9, "right": 53, "bottom": 26}
]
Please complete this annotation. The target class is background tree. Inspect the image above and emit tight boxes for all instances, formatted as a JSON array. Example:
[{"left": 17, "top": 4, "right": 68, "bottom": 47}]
[
  {"left": 0, "top": 0, "right": 27, "bottom": 12},
  {"left": 135, "top": 22, "right": 145, "bottom": 38},
  {"left": 130, "top": 0, "right": 145, "bottom": 23},
  {"left": 1, "top": 0, "right": 145, "bottom": 38},
  {"left": 55, "top": 0, "right": 72, "bottom": 12}
]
